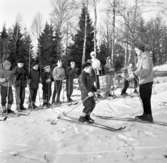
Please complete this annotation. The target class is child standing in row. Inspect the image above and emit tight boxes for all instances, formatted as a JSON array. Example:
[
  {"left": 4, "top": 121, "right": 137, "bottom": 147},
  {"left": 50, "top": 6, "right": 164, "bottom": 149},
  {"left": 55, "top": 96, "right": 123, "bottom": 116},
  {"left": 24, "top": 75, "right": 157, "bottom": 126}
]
[
  {"left": 28, "top": 61, "right": 40, "bottom": 109},
  {"left": 0, "top": 60, "right": 15, "bottom": 114},
  {"left": 52, "top": 60, "right": 65, "bottom": 104},
  {"left": 66, "top": 61, "right": 78, "bottom": 102},
  {"left": 41, "top": 65, "right": 52, "bottom": 108},
  {"left": 15, "top": 59, "right": 28, "bottom": 111}
]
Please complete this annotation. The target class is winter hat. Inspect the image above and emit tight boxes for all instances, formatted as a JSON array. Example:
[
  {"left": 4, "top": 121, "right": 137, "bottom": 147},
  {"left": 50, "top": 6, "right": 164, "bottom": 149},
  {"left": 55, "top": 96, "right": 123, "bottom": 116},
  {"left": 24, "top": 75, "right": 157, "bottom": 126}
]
[
  {"left": 32, "top": 61, "right": 39, "bottom": 67},
  {"left": 43, "top": 65, "right": 50, "bottom": 70},
  {"left": 82, "top": 62, "right": 91, "bottom": 69},
  {"left": 16, "top": 58, "right": 24, "bottom": 64},
  {"left": 3, "top": 60, "right": 11, "bottom": 70},
  {"left": 90, "top": 51, "right": 96, "bottom": 58}
]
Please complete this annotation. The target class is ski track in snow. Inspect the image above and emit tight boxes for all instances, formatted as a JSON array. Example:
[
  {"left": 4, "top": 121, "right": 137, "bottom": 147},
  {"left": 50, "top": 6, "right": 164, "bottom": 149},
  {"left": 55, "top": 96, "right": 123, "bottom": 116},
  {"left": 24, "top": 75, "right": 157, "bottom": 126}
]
[{"left": 0, "top": 64, "right": 167, "bottom": 163}]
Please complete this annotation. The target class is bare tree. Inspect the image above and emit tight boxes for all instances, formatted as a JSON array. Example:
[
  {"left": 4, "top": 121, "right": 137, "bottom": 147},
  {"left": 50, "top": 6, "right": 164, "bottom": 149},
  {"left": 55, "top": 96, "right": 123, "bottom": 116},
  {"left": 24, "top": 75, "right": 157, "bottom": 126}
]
[
  {"left": 50, "top": 0, "right": 79, "bottom": 33},
  {"left": 111, "top": 0, "right": 116, "bottom": 65},
  {"left": 106, "top": 0, "right": 141, "bottom": 66},
  {"left": 93, "top": 0, "right": 97, "bottom": 53},
  {"left": 31, "top": 12, "right": 43, "bottom": 39},
  {"left": 50, "top": 0, "right": 80, "bottom": 56},
  {"left": 82, "top": 0, "right": 89, "bottom": 65}
]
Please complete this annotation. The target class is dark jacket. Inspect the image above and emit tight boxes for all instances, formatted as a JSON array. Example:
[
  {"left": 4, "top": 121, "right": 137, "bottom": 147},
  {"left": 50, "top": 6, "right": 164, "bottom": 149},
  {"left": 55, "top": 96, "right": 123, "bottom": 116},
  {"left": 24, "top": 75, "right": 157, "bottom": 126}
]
[
  {"left": 79, "top": 71, "right": 97, "bottom": 100},
  {"left": 15, "top": 67, "right": 27, "bottom": 87},
  {"left": 29, "top": 69, "right": 40, "bottom": 89},
  {"left": 41, "top": 71, "right": 52, "bottom": 84},
  {"left": 0, "top": 69, "right": 15, "bottom": 87},
  {"left": 66, "top": 67, "right": 77, "bottom": 80}
]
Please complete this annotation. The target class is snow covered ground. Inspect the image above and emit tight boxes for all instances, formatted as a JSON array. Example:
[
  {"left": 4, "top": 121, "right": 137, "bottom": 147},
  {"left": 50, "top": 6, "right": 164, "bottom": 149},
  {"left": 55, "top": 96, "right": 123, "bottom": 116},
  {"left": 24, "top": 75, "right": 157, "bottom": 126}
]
[
  {"left": 154, "top": 63, "right": 167, "bottom": 71},
  {"left": 0, "top": 64, "right": 167, "bottom": 163}
]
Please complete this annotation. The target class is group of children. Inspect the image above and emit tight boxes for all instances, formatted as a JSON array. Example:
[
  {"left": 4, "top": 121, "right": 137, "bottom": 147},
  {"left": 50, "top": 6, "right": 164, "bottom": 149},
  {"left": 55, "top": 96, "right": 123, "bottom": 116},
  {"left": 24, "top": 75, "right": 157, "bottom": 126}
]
[
  {"left": 0, "top": 50, "right": 102, "bottom": 123},
  {"left": 0, "top": 58, "right": 78, "bottom": 114},
  {"left": 0, "top": 46, "right": 154, "bottom": 123}
]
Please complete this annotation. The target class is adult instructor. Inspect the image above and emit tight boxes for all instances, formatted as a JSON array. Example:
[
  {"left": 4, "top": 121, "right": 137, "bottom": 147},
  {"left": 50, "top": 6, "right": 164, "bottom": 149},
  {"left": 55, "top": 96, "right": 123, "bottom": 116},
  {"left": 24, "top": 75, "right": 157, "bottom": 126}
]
[{"left": 134, "top": 44, "right": 154, "bottom": 122}]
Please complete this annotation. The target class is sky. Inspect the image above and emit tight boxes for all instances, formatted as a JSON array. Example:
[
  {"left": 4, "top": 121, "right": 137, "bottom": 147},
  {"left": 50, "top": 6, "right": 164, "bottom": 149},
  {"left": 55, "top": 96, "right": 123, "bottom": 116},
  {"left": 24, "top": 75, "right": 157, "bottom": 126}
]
[
  {"left": 0, "top": 0, "right": 167, "bottom": 33},
  {"left": 0, "top": 0, "right": 51, "bottom": 30}
]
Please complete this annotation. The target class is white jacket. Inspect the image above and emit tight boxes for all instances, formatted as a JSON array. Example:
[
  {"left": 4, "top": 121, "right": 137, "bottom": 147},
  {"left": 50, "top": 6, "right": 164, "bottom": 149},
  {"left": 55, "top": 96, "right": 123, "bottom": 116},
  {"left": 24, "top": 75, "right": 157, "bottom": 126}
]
[
  {"left": 135, "top": 52, "right": 154, "bottom": 85},
  {"left": 91, "top": 58, "right": 101, "bottom": 75}
]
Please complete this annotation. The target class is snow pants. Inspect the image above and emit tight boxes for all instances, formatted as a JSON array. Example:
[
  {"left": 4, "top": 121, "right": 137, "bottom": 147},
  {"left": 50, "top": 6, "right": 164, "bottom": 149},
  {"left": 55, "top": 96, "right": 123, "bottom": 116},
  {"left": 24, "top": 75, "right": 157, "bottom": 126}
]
[
  {"left": 42, "top": 82, "right": 51, "bottom": 105},
  {"left": 105, "top": 74, "right": 112, "bottom": 96},
  {"left": 83, "top": 96, "right": 95, "bottom": 115},
  {"left": 52, "top": 80, "right": 62, "bottom": 103},
  {"left": 66, "top": 78, "right": 74, "bottom": 101},
  {"left": 1, "top": 86, "right": 13, "bottom": 106},
  {"left": 30, "top": 87, "right": 38, "bottom": 104},
  {"left": 15, "top": 86, "right": 25, "bottom": 109},
  {"left": 121, "top": 79, "right": 129, "bottom": 95},
  {"left": 139, "top": 82, "right": 153, "bottom": 115}
]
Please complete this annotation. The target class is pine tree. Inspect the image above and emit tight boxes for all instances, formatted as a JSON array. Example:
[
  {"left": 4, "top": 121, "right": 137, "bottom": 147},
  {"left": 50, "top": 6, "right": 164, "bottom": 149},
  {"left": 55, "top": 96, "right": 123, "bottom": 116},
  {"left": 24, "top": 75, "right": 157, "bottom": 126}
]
[
  {"left": 0, "top": 26, "right": 9, "bottom": 63},
  {"left": 68, "top": 5, "right": 94, "bottom": 69},
  {"left": 38, "top": 23, "right": 59, "bottom": 67},
  {"left": 21, "top": 32, "right": 33, "bottom": 72},
  {"left": 51, "top": 30, "right": 62, "bottom": 66},
  {"left": 8, "top": 23, "right": 23, "bottom": 66},
  {"left": 99, "top": 41, "right": 109, "bottom": 66}
]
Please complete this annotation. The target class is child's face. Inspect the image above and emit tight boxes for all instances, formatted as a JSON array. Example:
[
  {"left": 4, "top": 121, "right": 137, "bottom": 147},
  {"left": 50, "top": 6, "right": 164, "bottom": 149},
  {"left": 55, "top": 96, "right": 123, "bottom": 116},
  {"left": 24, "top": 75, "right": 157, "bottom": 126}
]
[
  {"left": 135, "top": 48, "right": 141, "bottom": 58},
  {"left": 33, "top": 65, "right": 38, "bottom": 70},
  {"left": 70, "top": 62, "right": 75, "bottom": 69},
  {"left": 45, "top": 67, "right": 50, "bottom": 72},
  {"left": 107, "top": 58, "right": 111, "bottom": 63},
  {"left": 17, "top": 63, "right": 24, "bottom": 68},
  {"left": 85, "top": 66, "right": 92, "bottom": 74}
]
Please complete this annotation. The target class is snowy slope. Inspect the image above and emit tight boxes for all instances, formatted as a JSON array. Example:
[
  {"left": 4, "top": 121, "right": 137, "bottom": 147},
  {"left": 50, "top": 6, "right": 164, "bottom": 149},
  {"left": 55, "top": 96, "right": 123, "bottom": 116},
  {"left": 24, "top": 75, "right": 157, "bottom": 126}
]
[{"left": 0, "top": 69, "right": 167, "bottom": 163}]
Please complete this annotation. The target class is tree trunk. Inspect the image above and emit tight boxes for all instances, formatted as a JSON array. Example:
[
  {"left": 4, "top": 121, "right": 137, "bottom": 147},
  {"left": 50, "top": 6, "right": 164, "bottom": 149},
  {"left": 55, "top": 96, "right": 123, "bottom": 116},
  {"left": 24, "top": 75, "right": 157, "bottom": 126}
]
[
  {"left": 93, "top": 0, "right": 97, "bottom": 53},
  {"left": 128, "top": 0, "right": 138, "bottom": 65},
  {"left": 82, "top": 1, "right": 88, "bottom": 65},
  {"left": 111, "top": 0, "right": 116, "bottom": 65}
]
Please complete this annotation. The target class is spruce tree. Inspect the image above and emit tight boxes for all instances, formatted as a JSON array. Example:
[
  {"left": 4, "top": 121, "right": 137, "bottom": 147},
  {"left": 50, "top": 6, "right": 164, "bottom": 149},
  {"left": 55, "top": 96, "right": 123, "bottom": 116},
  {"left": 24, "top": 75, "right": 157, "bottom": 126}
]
[
  {"left": 21, "top": 32, "right": 33, "bottom": 72},
  {"left": 68, "top": 5, "right": 94, "bottom": 69},
  {"left": 0, "top": 26, "right": 9, "bottom": 63},
  {"left": 38, "top": 23, "right": 59, "bottom": 67},
  {"left": 51, "top": 30, "right": 61, "bottom": 66},
  {"left": 8, "top": 23, "right": 23, "bottom": 66}
]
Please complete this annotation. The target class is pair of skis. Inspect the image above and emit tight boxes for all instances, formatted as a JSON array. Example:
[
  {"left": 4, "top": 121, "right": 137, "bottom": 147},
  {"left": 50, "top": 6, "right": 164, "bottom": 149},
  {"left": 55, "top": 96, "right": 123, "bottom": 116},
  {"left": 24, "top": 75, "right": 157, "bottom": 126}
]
[
  {"left": 0, "top": 110, "right": 31, "bottom": 121},
  {"left": 93, "top": 114, "right": 167, "bottom": 127},
  {"left": 59, "top": 113, "right": 126, "bottom": 132}
]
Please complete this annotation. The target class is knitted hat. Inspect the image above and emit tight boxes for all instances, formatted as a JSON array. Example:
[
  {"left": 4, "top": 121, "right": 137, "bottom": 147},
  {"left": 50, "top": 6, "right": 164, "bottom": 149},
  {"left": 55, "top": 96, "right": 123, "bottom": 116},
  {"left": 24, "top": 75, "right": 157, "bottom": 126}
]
[
  {"left": 16, "top": 58, "right": 24, "bottom": 64},
  {"left": 43, "top": 65, "right": 50, "bottom": 70},
  {"left": 82, "top": 62, "right": 91, "bottom": 69},
  {"left": 32, "top": 61, "right": 39, "bottom": 67}
]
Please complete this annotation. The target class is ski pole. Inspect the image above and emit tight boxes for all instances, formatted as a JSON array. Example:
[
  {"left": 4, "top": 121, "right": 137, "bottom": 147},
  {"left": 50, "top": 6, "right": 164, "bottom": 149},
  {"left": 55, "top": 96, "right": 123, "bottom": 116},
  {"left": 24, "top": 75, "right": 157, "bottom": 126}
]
[
  {"left": 28, "top": 84, "right": 34, "bottom": 110},
  {"left": 5, "top": 81, "right": 10, "bottom": 115},
  {"left": 58, "top": 96, "right": 90, "bottom": 118},
  {"left": 62, "top": 80, "right": 65, "bottom": 103}
]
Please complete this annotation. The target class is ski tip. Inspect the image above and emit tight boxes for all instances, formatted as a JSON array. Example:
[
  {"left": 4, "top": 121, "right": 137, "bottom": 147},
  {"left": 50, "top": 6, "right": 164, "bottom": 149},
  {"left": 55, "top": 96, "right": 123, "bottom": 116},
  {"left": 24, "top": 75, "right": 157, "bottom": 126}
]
[
  {"left": 0, "top": 116, "right": 8, "bottom": 121},
  {"left": 120, "top": 126, "right": 126, "bottom": 130},
  {"left": 4, "top": 116, "right": 8, "bottom": 121},
  {"left": 57, "top": 113, "right": 64, "bottom": 119}
]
